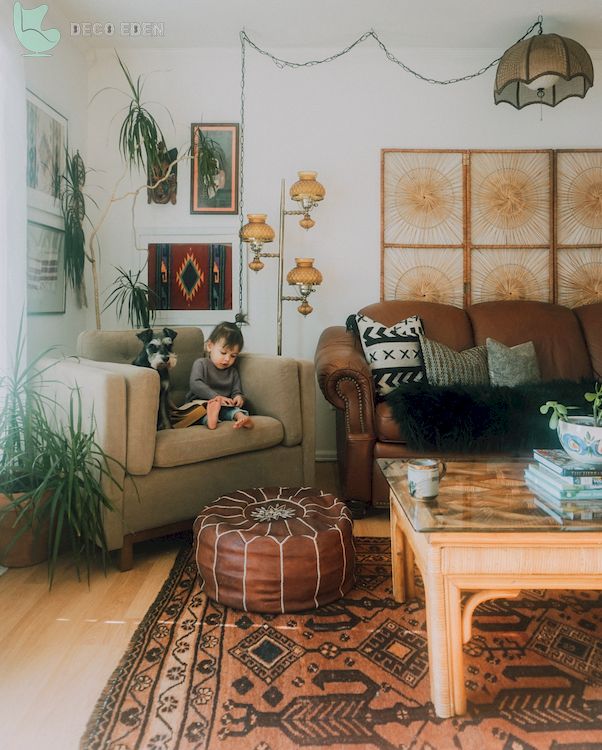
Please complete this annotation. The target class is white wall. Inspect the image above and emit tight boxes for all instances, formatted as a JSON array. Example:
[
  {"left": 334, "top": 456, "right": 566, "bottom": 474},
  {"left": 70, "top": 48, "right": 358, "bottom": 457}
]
[
  {"left": 24, "top": 34, "right": 602, "bottom": 456},
  {"left": 0, "top": 0, "right": 26, "bottom": 367},
  {"left": 23, "top": 4, "right": 89, "bottom": 358}
]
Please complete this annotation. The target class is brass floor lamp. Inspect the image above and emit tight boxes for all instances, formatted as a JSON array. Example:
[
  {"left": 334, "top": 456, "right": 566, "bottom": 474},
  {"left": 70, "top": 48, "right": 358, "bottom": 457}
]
[{"left": 240, "top": 171, "right": 325, "bottom": 356}]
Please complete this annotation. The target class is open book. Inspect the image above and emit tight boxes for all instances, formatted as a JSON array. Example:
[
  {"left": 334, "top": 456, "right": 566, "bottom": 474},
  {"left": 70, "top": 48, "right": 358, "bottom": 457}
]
[{"left": 170, "top": 400, "right": 208, "bottom": 429}]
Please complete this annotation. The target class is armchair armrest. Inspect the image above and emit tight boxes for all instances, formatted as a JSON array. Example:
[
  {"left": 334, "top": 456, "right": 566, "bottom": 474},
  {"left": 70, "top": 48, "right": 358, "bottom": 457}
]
[
  {"left": 75, "top": 360, "right": 160, "bottom": 475},
  {"left": 38, "top": 357, "right": 128, "bottom": 550},
  {"left": 238, "top": 354, "right": 308, "bottom": 446}
]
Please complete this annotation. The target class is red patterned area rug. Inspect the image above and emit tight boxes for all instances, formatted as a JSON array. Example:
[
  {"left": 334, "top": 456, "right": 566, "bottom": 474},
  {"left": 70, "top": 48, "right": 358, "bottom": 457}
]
[{"left": 81, "top": 537, "right": 602, "bottom": 750}]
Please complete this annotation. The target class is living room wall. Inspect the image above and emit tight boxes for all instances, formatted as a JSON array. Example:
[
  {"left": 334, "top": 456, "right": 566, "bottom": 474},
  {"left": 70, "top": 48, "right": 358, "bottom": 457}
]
[
  {"left": 21, "top": 29, "right": 602, "bottom": 457},
  {"left": 23, "top": 3, "right": 88, "bottom": 359}
]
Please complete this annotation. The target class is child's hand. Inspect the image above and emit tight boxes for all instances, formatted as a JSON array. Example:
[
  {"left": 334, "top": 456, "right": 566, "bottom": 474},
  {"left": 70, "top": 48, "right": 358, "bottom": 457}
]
[{"left": 232, "top": 395, "right": 245, "bottom": 408}]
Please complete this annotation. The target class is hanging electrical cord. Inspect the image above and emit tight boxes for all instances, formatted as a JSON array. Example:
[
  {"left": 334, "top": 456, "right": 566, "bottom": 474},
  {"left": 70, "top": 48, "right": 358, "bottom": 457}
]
[{"left": 236, "top": 19, "right": 543, "bottom": 322}]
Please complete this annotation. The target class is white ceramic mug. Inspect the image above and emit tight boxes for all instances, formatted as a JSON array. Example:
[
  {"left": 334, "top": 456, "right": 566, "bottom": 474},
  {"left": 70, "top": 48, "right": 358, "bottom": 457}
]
[{"left": 407, "top": 458, "right": 447, "bottom": 501}]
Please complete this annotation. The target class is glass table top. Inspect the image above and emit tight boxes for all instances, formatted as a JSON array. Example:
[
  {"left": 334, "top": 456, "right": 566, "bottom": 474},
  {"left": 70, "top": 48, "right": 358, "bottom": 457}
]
[{"left": 377, "top": 458, "right": 602, "bottom": 533}]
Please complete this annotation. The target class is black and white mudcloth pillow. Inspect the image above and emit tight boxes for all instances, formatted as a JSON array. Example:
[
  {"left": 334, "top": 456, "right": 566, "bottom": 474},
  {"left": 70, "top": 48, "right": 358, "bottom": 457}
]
[{"left": 351, "top": 313, "right": 425, "bottom": 396}]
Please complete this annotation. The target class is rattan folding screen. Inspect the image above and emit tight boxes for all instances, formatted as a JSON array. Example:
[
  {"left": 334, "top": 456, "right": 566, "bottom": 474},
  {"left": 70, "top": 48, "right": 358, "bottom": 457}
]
[{"left": 381, "top": 149, "right": 602, "bottom": 307}]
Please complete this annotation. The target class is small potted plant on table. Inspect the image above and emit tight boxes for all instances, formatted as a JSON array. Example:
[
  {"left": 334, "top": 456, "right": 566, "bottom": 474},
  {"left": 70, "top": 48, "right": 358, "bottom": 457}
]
[{"left": 540, "top": 383, "right": 602, "bottom": 464}]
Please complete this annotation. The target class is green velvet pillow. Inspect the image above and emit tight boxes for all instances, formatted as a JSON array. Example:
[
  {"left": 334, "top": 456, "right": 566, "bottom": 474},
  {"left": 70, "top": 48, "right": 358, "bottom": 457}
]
[
  {"left": 486, "top": 338, "right": 541, "bottom": 387},
  {"left": 419, "top": 335, "right": 489, "bottom": 386}
]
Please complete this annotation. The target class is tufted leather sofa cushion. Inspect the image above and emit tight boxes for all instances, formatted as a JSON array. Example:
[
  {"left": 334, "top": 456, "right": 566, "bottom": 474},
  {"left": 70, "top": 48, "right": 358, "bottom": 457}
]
[{"left": 467, "top": 300, "right": 592, "bottom": 382}]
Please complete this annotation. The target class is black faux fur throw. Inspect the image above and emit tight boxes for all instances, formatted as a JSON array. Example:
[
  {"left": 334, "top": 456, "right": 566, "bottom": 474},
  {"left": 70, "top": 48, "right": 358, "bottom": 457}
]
[{"left": 386, "top": 379, "right": 596, "bottom": 453}]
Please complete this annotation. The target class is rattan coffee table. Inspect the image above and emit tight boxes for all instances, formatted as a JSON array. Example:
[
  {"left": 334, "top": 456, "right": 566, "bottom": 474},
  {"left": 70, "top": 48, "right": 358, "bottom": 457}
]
[{"left": 378, "top": 458, "right": 602, "bottom": 719}]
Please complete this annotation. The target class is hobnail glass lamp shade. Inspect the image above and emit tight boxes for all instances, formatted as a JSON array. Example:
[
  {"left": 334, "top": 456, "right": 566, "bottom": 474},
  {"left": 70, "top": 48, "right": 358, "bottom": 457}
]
[
  {"left": 286, "top": 258, "right": 323, "bottom": 287},
  {"left": 494, "top": 33, "right": 594, "bottom": 109},
  {"left": 289, "top": 172, "right": 326, "bottom": 203},
  {"left": 239, "top": 214, "right": 275, "bottom": 244}
]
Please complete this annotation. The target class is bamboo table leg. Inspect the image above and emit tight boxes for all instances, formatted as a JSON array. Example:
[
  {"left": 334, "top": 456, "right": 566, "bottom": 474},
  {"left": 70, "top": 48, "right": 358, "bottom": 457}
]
[
  {"left": 404, "top": 542, "right": 415, "bottom": 599},
  {"left": 390, "top": 504, "right": 407, "bottom": 602},
  {"left": 422, "top": 557, "right": 459, "bottom": 717}
]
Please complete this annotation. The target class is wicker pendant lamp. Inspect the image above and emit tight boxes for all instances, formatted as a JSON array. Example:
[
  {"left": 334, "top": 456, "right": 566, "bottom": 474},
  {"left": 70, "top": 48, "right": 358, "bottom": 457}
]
[{"left": 495, "top": 22, "right": 594, "bottom": 109}]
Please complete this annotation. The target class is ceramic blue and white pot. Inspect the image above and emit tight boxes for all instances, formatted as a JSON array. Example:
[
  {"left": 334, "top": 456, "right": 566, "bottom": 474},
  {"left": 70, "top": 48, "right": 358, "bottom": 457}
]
[{"left": 557, "top": 416, "right": 602, "bottom": 464}]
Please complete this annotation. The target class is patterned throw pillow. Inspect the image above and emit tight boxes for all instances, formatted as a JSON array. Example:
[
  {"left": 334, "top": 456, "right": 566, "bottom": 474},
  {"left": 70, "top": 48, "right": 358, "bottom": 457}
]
[
  {"left": 353, "top": 313, "right": 425, "bottom": 396},
  {"left": 419, "top": 335, "right": 489, "bottom": 386},
  {"left": 486, "top": 338, "right": 541, "bottom": 387}
]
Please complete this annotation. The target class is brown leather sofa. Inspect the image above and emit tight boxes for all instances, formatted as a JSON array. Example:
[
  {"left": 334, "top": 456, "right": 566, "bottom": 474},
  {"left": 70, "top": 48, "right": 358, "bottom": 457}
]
[{"left": 315, "top": 299, "right": 602, "bottom": 512}]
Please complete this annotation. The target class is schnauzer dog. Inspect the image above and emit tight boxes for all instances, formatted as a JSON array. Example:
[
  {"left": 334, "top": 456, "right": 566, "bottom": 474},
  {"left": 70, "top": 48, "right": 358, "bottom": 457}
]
[{"left": 133, "top": 327, "right": 178, "bottom": 430}]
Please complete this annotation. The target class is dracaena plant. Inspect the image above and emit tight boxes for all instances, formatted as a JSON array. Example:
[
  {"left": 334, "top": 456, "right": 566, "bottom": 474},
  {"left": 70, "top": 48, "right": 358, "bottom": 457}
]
[
  {"left": 103, "top": 265, "right": 157, "bottom": 330},
  {"left": 60, "top": 149, "right": 97, "bottom": 308},
  {"left": 114, "top": 53, "right": 169, "bottom": 175},
  {"left": 0, "top": 318, "right": 124, "bottom": 586}
]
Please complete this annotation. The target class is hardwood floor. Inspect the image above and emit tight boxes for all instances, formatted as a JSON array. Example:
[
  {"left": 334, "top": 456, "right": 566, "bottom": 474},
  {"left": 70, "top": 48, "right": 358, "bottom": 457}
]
[{"left": 0, "top": 463, "right": 389, "bottom": 750}]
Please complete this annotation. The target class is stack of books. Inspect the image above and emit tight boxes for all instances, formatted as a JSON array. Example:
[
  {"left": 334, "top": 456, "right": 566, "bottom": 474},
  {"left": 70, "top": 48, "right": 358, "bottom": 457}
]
[{"left": 525, "top": 449, "right": 602, "bottom": 522}]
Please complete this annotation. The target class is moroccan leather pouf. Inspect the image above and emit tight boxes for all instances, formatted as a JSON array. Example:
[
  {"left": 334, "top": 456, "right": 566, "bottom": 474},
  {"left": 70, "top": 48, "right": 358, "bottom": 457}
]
[{"left": 193, "top": 487, "right": 355, "bottom": 613}]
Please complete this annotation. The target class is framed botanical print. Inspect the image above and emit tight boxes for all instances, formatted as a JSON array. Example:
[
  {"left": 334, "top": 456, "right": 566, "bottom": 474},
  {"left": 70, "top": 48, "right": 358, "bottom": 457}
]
[
  {"left": 27, "top": 220, "right": 66, "bottom": 314},
  {"left": 190, "top": 123, "right": 239, "bottom": 214},
  {"left": 26, "top": 90, "right": 67, "bottom": 218}
]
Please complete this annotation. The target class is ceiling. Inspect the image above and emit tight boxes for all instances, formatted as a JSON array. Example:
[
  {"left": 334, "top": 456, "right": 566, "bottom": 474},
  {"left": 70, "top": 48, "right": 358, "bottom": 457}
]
[{"left": 52, "top": 0, "right": 602, "bottom": 51}]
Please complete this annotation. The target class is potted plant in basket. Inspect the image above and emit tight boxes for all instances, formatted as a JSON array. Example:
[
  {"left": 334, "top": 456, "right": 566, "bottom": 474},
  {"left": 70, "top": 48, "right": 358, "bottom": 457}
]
[
  {"left": 0, "top": 324, "right": 123, "bottom": 585},
  {"left": 540, "top": 383, "right": 602, "bottom": 464}
]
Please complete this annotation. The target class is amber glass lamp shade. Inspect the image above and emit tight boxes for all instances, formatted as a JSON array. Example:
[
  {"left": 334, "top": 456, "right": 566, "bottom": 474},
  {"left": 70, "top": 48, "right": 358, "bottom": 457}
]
[
  {"left": 286, "top": 258, "right": 323, "bottom": 288},
  {"left": 495, "top": 33, "right": 594, "bottom": 109},
  {"left": 239, "top": 214, "right": 275, "bottom": 245},
  {"left": 289, "top": 172, "right": 326, "bottom": 204}
]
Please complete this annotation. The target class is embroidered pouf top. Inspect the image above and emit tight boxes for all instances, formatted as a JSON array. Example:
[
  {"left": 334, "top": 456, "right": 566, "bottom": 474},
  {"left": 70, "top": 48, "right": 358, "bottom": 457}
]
[{"left": 193, "top": 487, "right": 355, "bottom": 613}]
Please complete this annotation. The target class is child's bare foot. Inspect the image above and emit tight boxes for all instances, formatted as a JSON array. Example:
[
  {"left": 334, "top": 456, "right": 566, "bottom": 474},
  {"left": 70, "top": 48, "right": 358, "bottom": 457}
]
[
  {"left": 233, "top": 413, "right": 254, "bottom": 429},
  {"left": 206, "top": 399, "right": 221, "bottom": 430}
]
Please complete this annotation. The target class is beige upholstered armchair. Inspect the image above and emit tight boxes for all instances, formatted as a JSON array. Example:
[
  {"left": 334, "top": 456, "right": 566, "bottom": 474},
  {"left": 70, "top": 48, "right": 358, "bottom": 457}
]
[{"left": 45, "top": 327, "right": 315, "bottom": 569}]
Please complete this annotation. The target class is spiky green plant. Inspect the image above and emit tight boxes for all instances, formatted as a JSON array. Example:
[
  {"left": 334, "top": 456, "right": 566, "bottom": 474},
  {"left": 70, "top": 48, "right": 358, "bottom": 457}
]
[
  {"left": 0, "top": 318, "right": 56, "bottom": 496},
  {"left": 103, "top": 266, "right": 157, "bottom": 330},
  {"left": 60, "top": 149, "right": 97, "bottom": 307},
  {"left": 115, "top": 53, "right": 167, "bottom": 175},
  {"left": 0, "top": 319, "right": 123, "bottom": 585},
  {"left": 40, "top": 389, "right": 121, "bottom": 585}
]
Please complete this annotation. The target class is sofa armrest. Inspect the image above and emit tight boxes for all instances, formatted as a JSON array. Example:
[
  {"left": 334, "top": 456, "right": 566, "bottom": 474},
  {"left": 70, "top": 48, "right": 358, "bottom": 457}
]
[
  {"left": 238, "top": 354, "right": 308, "bottom": 447},
  {"left": 314, "top": 326, "right": 376, "bottom": 438},
  {"left": 315, "top": 327, "right": 377, "bottom": 507},
  {"left": 297, "top": 359, "right": 316, "bottom": 485}
]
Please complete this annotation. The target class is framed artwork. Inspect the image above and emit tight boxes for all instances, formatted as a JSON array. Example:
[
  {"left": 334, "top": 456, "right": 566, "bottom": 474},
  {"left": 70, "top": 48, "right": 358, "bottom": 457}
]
[
  {"left": 137, "top": 226, "right": 246, "bottom": 326},
  {"left": 26, "top": 89, "right": 67, "bottom": 218},
  {"left": 382, "top": 150, "right": 464, "bottom": 246},
  {"left": 556, "top": 150, "right": 602, "bottom": 246},
  {"left": 382, "top": 149, "right": 554, "bottom": 307},
  {"left": 383, "top": 247, "right": 464, "bottom": 307},
  {"left": 190, "top": 123, "right": 239, "bottom": 214},
  {"left": 148, "top": 242, "right": 233, "bottom": 311},
  {"left": 471, "top": 248, "right": 550, "bottom": 304},
  {"left": 470, "top": 151, "right": 551, "bottom": 247},
  {"left": 27, "top": 220, "right": 66, "bottom": 314}
]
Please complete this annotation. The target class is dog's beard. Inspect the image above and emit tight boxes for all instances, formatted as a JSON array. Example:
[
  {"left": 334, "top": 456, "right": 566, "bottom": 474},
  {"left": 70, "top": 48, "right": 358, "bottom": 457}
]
[{"left": 148, "top": 351, "right": 177, "bottom": 370}]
